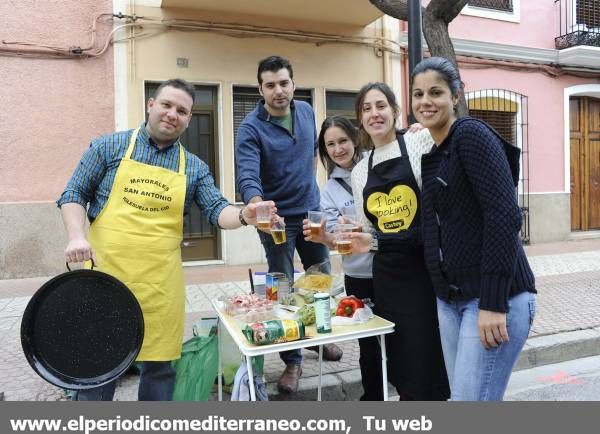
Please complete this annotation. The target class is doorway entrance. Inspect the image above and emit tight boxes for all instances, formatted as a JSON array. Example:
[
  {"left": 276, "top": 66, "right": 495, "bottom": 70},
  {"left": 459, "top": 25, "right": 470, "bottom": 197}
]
[
  {"left": 145, "top": 82, "right": 221, "bottom": 261},
  {"left": 570, "top": 96, "right": 600, "bottom": 231}
]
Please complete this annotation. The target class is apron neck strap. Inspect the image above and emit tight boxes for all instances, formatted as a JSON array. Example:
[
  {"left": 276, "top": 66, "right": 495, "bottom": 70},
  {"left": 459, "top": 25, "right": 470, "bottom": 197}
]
[
  {"left": 124, "top": 127, "right": 186, "bottom": 175},
  {"left": 367, "top": 134, "right": 408, "bottom": 170},
  {"left": 177, "top": 143, "right": 186, "bottom": 175},
  {"left": 397, "top": 133, "right": 408, "bottom": 157},
  {"left": 124, "top": 128, "right": 141, "bottom": 160}
]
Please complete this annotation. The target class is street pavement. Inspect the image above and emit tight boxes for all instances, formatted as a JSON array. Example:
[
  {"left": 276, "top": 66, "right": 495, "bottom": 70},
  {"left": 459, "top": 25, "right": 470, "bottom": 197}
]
[
  {"left": 506, "top": 355, "right": 600, "bottom": 400},
  {"left": 1, "top": 238, "right": 599, "bottom": 401}
]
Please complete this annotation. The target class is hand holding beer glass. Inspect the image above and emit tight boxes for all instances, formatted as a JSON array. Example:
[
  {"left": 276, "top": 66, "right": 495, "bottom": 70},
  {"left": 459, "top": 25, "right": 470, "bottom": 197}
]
[
  {"left": 343, "top": 231, "right": 373, "bottom": 254},
  {"left": 241, "top": 200, "right": 277, "bottom": 230},
  {"left": 307, "top": 211, "right": 326, "bottom": 237},
  {"left": 301, "top": 216, "right": 333, "bottom": 247},
  {"left": 256, "top": 202, "right": 274, "bottom": 232},
  {"left": 334, "top": 223, "right": 353, "bottom": 255}
]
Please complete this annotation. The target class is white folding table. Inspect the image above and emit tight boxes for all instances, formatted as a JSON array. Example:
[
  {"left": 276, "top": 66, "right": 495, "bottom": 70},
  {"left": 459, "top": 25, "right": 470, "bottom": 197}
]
[{"left": 213, "top": 303, "right": 395, "bottom": 401}]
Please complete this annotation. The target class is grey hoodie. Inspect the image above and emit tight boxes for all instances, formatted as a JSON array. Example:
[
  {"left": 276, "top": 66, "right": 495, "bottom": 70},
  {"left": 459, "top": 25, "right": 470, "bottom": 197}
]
[{"left": 321, "top": 165, "right": 373, "bottom": 279}]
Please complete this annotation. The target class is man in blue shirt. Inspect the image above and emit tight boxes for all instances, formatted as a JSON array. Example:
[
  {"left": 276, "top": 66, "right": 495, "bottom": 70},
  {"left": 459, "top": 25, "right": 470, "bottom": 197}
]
[
  {"left": 235, "top": 56, "right": 343, "bottom": 393},
  {"left": 58, "top": 78, "right": 274, "bottom": 401}
]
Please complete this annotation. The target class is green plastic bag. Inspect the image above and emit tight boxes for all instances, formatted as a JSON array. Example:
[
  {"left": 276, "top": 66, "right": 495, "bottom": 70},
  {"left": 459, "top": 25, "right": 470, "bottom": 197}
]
[{"left": 172, "top": 335, "right": 218, "bottom": 401}]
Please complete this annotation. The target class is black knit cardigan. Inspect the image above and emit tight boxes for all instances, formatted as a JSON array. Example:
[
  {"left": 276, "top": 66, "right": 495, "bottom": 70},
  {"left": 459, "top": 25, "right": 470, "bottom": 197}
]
[{"left": 420, "top": 117, "right": 535, "bottom": 312}]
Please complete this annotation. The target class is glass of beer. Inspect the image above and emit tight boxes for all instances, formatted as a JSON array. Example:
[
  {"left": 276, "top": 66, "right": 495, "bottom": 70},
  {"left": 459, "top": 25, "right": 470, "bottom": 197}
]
[
  {"left": 256, "top": 203, "right": 271, "bottom": 231},
  {"left": 341, "top": 206, "right": 362, "bottom": 233},
  {"left": 308, "top": 211, "right": 325, "bottom": 237},
  {"left": 334, "top": 223, "right": 353, "bottom": 255},
  {"left": 270, "top": 219, "right": 287, "bottom": 245}
]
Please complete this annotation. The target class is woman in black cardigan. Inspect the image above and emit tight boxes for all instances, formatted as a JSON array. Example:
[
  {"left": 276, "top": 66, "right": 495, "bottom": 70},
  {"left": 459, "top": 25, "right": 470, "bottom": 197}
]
[{"left": 412, "top": 57, "right": 537, "bottom": 401}]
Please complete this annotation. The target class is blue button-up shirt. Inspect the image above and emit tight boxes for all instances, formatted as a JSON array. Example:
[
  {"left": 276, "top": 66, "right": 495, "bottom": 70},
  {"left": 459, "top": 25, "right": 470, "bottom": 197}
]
[{"left": 57, "top": 124, "right": 230, "bottom": 226}]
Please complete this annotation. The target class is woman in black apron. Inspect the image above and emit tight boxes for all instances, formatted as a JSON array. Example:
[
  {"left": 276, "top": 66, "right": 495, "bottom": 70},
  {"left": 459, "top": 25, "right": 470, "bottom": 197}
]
[{"left": 349, "top": 82, "right": 449, "bottom": 400}]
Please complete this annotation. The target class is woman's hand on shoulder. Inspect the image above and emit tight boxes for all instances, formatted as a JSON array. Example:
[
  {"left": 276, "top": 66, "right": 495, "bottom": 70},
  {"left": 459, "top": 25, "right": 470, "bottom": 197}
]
[{"left": 406, "top": 122, "right": 424, "bottom": 133}]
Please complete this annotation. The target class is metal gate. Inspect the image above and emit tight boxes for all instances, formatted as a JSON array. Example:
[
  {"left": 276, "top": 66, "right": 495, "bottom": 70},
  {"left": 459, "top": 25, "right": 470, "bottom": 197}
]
[{"left": 467, "top": 89, "right": 530, "bottom": 243}]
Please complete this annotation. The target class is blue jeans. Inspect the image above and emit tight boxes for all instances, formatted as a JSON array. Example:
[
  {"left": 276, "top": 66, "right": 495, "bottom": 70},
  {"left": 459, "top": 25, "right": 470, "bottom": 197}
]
[
  {"left": 258, "top": 214, "right": 329, "bottom": 365},
  {"left": 436, "top": 291, "right": 536, "bottom": 401},
  {"left": 74, "top": 361, "right": 176, "bottom": 401}
]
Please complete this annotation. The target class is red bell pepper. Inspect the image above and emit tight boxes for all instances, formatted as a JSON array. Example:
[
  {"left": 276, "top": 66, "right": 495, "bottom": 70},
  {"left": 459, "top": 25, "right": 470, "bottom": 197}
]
[{"left": 336, "top": 296, "right": 365, "bottom": 317}]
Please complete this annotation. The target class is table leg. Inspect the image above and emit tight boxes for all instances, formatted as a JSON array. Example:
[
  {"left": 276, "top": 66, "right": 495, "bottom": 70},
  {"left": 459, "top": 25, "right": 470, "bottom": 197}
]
[
  {"left": 217, "top": 318, "right": 223, "bottom": 402},
  {"left": 317, "top": 344, "right": 323, "bottom": 401},
  {"left": 379, "top": 334, "right": 388, "bottom": 401},
  {"left": 246, "top": 356, "right": 257, "bottom": 401}
]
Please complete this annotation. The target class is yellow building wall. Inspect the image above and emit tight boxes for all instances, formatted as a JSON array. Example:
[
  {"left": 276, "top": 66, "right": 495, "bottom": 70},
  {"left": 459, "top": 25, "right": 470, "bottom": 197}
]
[
  {"left": 116, "top": 6, "right": 393, "bottom": 265},
  {"left": 124, "top": 6, "right": 387, "bottom": 200}
]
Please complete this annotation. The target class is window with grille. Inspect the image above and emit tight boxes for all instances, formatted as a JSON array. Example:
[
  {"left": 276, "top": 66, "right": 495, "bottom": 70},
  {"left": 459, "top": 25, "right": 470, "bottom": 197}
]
[
  {"left": 232, "top": 86, "right": 313, "bottom": 202},
  {"left": 468, "top": 0, "right": 513, "bottom": 12},
  {"left": 326, "top": 91, "right": 358, "bottom": 125},
  {"left": 469, "top": 109, "right": 516, "bottom": 143},
  {"left": 467, "top": 93, "right": 519, "bottom": 144},
  {"left": 577, "top": 0, "right": 600, "bottom": 28}
]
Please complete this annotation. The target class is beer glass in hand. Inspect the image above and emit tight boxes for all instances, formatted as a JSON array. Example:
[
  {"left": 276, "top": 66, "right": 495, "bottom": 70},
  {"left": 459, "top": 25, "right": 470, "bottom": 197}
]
[
  {"left": 334, "top": 223, "right": 353, "bottom": 255},
  {"left": 256, "top": 203, "right": 272, "bottom": 231},
  {"left": 308, "top": 211, "right": 325, "bottom": 237},
  {"left": 270, "top": 219, "right": 287, "bottom": 245},
  {"left": 341, "top": 206, "right": 362, "bottom": 233}
]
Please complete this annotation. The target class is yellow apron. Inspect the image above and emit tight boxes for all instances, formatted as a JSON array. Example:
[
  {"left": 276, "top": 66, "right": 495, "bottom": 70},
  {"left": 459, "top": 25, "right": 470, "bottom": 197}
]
[{"left": 87, "top": 128, "right": 186, "bottom": 361}]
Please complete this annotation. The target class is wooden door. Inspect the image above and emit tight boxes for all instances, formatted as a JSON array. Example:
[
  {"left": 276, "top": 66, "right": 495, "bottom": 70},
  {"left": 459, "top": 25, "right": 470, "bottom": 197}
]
[
  {"left": 145, "top": 83, "right": 220, "bottom": 261},
  {"left": 570, "top": 96, "right": 600, "bottom": 231},
  {"left": 180, "top": 109, "right": 221, "bottom": 261},
  {"left": 588, "top": 98, "right": 600, "bottom": 229}
]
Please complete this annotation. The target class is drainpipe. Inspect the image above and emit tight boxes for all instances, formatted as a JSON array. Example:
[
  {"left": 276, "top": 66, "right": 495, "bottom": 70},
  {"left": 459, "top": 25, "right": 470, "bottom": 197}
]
[
  {"left": 382, "top": 18, "right": 390, "bottom": 85},
  {"left": 407, "top": 0, "right": 423, "bottom": 124}
]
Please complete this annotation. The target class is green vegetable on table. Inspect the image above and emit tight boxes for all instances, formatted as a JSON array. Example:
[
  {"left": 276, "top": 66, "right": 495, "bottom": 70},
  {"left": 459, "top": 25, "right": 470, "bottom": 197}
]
[
  {"left": 303, "top": 292, "right": 315, "bottom": 304},
  {"left": 298, "top": 304, "right": 316, "bottom": 326}
]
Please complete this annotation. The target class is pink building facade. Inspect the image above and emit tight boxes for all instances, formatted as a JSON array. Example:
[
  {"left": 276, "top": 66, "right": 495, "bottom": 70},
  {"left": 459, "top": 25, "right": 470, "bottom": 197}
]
[
  {"left": 0, "top": 0, "right": 115, "bottom": 278},
  {"left": 405, "top": 0, "right": 600, "bottom": 243}
]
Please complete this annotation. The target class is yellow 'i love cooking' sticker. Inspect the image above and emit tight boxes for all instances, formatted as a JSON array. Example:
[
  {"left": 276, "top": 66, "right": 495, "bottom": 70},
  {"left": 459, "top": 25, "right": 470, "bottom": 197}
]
[{"left": 366, "top": 185, "right": 417, "bottom": 233}]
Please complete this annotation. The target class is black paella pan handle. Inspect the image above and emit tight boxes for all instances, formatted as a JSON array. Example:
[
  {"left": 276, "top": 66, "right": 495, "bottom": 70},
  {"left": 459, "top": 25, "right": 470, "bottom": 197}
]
[{"left": 65, "top": 259, "right": 95, "bottom": 272}]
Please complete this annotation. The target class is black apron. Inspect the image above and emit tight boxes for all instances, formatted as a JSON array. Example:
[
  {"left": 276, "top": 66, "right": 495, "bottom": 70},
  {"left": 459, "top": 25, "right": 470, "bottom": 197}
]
[{"left": 363, "top": 134, "right": 449, "bottom": 400}]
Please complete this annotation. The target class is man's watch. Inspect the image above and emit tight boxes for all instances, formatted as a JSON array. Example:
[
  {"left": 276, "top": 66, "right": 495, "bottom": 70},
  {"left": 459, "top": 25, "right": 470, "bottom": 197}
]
[{"left": 239, "top": 207, "right": 248, "bottom": 226}]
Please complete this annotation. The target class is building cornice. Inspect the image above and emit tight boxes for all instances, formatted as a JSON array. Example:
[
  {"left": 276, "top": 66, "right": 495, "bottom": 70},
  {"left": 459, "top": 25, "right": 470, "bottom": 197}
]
[{"left": 398, "top": 32, "right": 600, "bottom": 70}]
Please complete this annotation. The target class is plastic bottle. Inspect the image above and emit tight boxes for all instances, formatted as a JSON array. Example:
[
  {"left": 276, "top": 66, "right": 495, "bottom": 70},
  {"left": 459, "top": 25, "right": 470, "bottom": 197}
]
[{"left": 314, "top": 292, "right": 332, "bottom": 334}]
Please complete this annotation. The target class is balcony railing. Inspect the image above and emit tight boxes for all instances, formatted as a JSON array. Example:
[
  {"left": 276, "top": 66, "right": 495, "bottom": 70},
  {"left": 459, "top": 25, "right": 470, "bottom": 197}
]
[{"left": 555, "top": 0, "right": 600, "bottom": 49}]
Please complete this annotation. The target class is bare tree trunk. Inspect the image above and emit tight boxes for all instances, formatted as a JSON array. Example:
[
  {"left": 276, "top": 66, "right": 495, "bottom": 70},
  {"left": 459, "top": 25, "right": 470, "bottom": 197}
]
[{"left": 369, "top": 0, "right": 470, "bottom": 117}]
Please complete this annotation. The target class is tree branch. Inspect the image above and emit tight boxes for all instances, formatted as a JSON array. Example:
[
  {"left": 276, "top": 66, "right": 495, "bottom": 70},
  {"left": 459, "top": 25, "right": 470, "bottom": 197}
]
[
  {"left": 369, "top": 0, "right": 470, "bottom": 116},
  {"left": 426, "top": 0, "right": 469, "bottom": 23},
  {"left": 369, "top": 0, "right": 409, "bottom": 21}
]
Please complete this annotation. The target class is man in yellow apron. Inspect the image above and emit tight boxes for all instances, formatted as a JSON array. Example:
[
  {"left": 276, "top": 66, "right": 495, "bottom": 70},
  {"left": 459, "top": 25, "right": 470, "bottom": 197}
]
[{"left": 57, "top": 79, "right": 274, "bottom": 401}]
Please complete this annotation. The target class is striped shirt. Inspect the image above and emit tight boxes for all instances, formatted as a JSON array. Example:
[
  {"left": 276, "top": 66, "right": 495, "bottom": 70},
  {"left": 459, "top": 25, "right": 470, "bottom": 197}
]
[{"left": 57, "top": 124, "right": 230, "bottom": 226}]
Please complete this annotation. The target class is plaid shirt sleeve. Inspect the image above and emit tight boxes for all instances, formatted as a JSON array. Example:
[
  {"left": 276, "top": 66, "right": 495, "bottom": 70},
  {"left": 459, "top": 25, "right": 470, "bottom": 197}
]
[
  {"left": 56, "top": 138, "right": 107, "bottom": 208},
  {"left": 192, "top": 158, "right": 230, "bottom": 226}
]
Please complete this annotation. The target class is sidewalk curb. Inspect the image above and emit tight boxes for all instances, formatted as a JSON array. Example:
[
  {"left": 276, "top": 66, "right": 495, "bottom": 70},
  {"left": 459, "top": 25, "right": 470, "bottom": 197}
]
[
  {"left": 514, "top": 327, "right": 600, "bottom": 371},
  {"left": 264, "top": 328, "right": 600, "bottom": 401}
]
